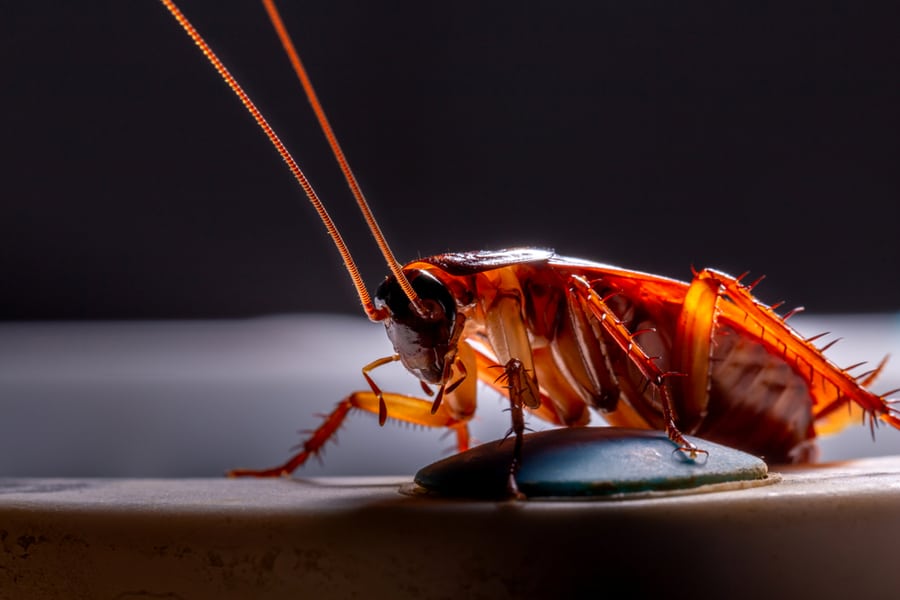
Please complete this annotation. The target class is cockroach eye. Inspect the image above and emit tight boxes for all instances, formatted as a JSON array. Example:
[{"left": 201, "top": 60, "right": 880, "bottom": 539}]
[
  {"left": 374, "top": 270, "right": 455, "bottom": 323},
  {"left": 374, "top": 271, "right": 457, "bottom": 384}
]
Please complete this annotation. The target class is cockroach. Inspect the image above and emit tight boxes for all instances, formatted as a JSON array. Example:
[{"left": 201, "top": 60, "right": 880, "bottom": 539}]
[{"left": 160, "top": 0, "right": 900, "bottom": 493}]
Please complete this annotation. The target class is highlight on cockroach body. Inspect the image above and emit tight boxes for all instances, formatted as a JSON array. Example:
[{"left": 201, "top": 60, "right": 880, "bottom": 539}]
[{"left": 159, "top": 0, "right": 900, "bottom": 494}]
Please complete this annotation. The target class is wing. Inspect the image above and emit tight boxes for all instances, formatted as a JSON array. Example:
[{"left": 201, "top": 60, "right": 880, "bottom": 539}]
[
  {"left": 548, "top": 254, "right": 693, "bottom": 308},
  {"left": 416, "top": 248, "right": 555, "bottom": 275}
]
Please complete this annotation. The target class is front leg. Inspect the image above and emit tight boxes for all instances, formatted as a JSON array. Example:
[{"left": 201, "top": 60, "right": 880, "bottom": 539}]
[
  {"left": 228, "top": 390, "right": 474, "bottom": 477},
  {"left": 229, "top": 349, "right": 477, "bottom": 478},
  {"left": 360, "top": 354, "right": 400, "bottom": 426}
]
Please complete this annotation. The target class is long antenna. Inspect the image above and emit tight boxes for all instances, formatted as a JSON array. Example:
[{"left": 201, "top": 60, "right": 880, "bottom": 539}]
[
  {"left": 158, "top": 0, "right": 418, "bottom": 320},
  {"left": 259, "top": 0, "right": 427, "bottom": 317}
]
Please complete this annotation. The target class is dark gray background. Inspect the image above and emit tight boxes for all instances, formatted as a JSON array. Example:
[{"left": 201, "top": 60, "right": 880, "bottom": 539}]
[{"left": 4, "top": 2, "right": 899, "bottom": 320}]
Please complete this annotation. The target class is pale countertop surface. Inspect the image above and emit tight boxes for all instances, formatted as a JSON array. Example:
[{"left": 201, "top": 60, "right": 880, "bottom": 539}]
[{"left": 2, "top": 456, "right": 900, "bottom": 599}]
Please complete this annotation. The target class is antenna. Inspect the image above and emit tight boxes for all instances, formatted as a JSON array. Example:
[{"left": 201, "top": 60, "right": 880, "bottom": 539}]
[
  {"left": 159, "top": 0, "right": 427, "bottom": 320},
  {"left": 259, "top": 0, "right": 428, "bottom": 318}
]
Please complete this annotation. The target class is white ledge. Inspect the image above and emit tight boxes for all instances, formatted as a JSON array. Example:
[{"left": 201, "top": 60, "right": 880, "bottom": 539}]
[{"left": 3, "top": 456, "right": 900, "bottom": 599}]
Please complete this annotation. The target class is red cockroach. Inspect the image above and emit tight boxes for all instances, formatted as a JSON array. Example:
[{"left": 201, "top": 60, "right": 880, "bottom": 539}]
[{"left": 160, "top": 0, "right": 900, "bottom": 492}]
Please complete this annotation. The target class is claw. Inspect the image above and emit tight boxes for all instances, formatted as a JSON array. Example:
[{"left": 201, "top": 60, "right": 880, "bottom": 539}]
[
  {"left": 378, "top": 396, "right": 388, "bottom": 425},
  {"left": 672, "top": 445, "right": 709, "bottom": 464}
]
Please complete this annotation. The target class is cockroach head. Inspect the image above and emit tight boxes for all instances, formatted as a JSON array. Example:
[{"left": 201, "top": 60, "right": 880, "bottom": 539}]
[{"left": 374, "top": 269, "right": 458, "bottom": 384}]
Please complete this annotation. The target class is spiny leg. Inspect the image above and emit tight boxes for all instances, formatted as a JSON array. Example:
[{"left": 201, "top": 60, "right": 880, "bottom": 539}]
[
  {"left": 228, "top": 391, "right": 471, "bottom": 477},
  {"left": 507, "top": 397, "right": 526, "bottom": 498},
  {"left": 568, "top": 275, "right": 706, "bottom": 460},
  {"left": 229, "top": 397, "right": 353, "bottom": 478},
  {"left": 495, "top": 358, "right": 540, "bottom": 498}
]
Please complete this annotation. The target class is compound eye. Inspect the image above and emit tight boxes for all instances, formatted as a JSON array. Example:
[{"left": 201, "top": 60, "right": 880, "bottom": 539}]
[
  {"left": 374, "top": 270, "right": 458, "bottom": 384},
  {"left": 375, "top": 270, "right": 456, "bottom": 327}
]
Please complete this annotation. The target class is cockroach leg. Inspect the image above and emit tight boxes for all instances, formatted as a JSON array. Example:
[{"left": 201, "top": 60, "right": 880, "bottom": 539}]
[
  {"left": 658, "top": 379, "right": 708, "bottom": 462},
  {"left": 431, "top": 356, "right": 468, "bottom": 414},
  {"left": 228, "top": 398, "right": 354, "bottom": 478},
  {"left": 429, "top": 312, "right": 473, "bottom": 414},
  {"left": 360, "top": 354, "right": 400, "bottom": 425},
  {"left": 495, "top": 358, "right": 532, "bottom": 498},
  {"left": 506, "top": 399, "right": 526, "bottom": 499},
  {"left": 228, "top": 389, "right": 473, "bottom": 478},
  {"left": 569, "top": 275, "right": 707, "bottom": 461}
]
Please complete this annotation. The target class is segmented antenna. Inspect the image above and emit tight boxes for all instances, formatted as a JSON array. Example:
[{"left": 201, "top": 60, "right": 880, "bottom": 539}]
[
  {"left": 259, "top": 0, "right": 427, "bottom": 317},
  {"left": 159, "top": 0, "right": 425, "bottom": 320}
]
